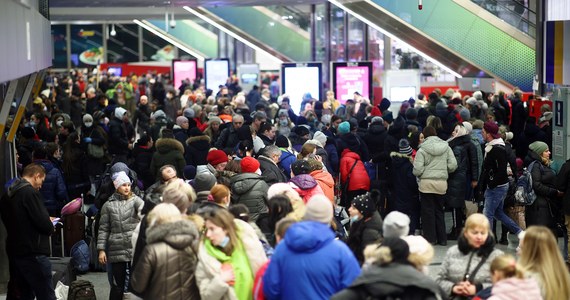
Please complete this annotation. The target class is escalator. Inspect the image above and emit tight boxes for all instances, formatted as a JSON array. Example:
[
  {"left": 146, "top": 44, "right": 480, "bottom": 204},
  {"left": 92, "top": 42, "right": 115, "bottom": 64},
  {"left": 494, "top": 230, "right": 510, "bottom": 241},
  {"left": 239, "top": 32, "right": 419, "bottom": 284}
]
[
  {"left": 146, "top": 19, "right": 218, "bottom": 58},
  {"left": 201, "top": 6, "right": 311, "bottom": 62},
  {"left": 466, "top": 0, "right": 536, "bottom": 38},
  {"left": 332, "top": 0, "right": 535, "bottom": 90}
]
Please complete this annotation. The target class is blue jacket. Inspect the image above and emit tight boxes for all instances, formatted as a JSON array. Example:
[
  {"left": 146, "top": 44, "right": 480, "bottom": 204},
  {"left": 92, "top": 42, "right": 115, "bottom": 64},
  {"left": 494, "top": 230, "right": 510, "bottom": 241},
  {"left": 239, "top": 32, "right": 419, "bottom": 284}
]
[
  {"left": 34, "top": 159, "right": 68, "bottom": 213},
  {"left": 263, "top": 221, "right": 360, "bottom": 300},
  {"left": 279, "top": 149, "right": 296, "bottom": 179}
]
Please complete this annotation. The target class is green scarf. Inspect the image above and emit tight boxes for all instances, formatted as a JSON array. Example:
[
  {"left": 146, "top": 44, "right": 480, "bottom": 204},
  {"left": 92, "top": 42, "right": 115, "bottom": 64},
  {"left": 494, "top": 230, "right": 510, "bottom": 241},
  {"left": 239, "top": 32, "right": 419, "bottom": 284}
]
[{"left": 204, "top": 239, "right": 254, "bottom": 300}]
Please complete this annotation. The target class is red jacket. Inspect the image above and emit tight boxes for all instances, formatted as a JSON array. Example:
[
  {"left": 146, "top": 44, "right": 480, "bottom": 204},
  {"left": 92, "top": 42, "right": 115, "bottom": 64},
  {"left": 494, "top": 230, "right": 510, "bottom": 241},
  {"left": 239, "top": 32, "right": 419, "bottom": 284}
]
[{"left": 340, "top": 149, "right": 370, "bottom": 191}]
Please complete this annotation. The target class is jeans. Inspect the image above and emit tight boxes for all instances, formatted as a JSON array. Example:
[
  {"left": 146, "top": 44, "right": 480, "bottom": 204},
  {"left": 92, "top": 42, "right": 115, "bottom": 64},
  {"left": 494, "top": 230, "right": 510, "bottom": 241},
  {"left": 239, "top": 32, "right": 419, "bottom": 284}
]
[
  {"left": 483, "top": 184, "right": 522, "bottom": 235},
  {"left": 9, "top": 255, "right": 56, "bottom": 300},
  {"left": 420, "top": 193, "right": 447, "bottom": 244}
]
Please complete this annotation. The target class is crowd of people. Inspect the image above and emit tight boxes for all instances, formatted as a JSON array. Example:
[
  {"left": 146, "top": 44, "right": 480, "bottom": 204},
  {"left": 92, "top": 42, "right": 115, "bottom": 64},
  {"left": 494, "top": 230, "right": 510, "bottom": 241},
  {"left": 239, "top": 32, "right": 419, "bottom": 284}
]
[{"left": 2, "top": 68, "right": 570, "bottom": 299}]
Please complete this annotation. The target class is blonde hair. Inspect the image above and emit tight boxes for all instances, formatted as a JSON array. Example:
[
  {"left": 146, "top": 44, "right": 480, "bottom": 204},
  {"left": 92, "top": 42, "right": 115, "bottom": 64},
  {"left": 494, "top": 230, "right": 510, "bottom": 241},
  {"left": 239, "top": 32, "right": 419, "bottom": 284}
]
[
  {"left": 166, "top": 178, "right": 197, "bottom": 203},
  {"left": 297, "top": 143, "right": 317, "bottom": 160},
  {"left": 463, "top": 213, "right": 490, "bottom": 233},
  {"left": 147, "top": 203, "right": 183, "bottom": 228},
  {"left": 402, "top": 235, "right": 434, "bottom": 271},
  {"left": 519, "top": 226, "right": 570, "bottom": 300},
  {"left": 203, "top": 209, "right": 240, "bottom": 256},
  {"left": 363, "top": 244, "right": 393, "bottom": 265},
  {"left": 491, "top": 254, "right": 524, "bottom": 279}
]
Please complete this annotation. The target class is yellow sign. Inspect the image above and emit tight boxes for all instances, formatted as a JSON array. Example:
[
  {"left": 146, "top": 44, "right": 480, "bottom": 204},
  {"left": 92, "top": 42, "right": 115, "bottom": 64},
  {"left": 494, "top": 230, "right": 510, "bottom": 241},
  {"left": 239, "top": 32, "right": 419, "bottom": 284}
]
[{"left": 79, "top": 30, "right": 95, "bottom": 37}]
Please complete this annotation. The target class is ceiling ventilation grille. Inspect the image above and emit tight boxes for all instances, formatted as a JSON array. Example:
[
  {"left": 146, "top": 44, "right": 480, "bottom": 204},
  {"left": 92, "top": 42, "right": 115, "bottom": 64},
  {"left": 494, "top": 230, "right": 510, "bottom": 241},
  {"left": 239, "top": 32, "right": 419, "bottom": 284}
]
[{"left": 38, "top": 0, "right": 50, "bottom": 20}]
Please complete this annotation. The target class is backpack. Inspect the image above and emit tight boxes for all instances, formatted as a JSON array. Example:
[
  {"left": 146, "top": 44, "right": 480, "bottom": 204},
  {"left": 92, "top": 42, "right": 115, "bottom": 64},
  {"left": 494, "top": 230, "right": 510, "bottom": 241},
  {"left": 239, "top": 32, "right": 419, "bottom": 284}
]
[
  {"left": 68, "top": 280, "right": 97, "bottom": 300},
  {"left": 514, "top": 161, "right": 538, "bottom": 206},
  {"left": 70, "top": 240, "right": 90, "bottom": 274}
]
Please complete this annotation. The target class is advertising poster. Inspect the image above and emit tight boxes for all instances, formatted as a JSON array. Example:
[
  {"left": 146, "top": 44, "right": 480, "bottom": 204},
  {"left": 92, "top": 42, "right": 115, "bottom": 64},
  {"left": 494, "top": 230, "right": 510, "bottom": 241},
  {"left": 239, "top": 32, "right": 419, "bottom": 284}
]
[
  {"left": 282, "top": 63, "right": 322, "bottom": 113},
  {"left": 331, "top": 62, "right": 373, "bottom": 104},
  {"left": 237, "top": 64, "right": 260, "bottom": 93},
  {"left": 70, "top": 25, "right": 104, "bottom": 67},
  {"left": 205, "top": 59, "right": 230, "bottom": 91},
  {"left": 173, "top": 60, "right": 197, "bottom": 90}
]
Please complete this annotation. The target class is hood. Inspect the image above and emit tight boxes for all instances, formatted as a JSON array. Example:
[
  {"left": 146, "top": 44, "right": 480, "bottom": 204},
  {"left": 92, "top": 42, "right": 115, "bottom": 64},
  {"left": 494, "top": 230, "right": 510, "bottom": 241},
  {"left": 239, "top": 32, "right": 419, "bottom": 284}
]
[
  {"left": 524, "top": 150, "right": 543, "bottom": 167},
  {"left": 34, "top": 159, "right": 54, "bottom": 173},
  {"left": 490, "top": 277, "right": 542, "bottom": 300},
  {"left": 231, "top": 173, "right": 263, "bottom": 195},
  {"left": 284, "top": 221, "right": 335, "bottom": 252},
  {"left": 146, "top": 219, "right": 199, "bottom": 250},
  {"left": 448, "top": 134, "right": 471, "bottom": 148},
  {"left": 155, "top": 138, "right": 184, "bottom": 154},
  {"left": 340, "top": 134, "right": 363, "bottom": 152},
  {"left": 388, "top": 116, "right": 406, "bottom": 135},
  {"left": 368, "top": 123, "right": 386, "bottom": 135},
  {"left": 310, "top": 170, "right": 334, "bottom": 189},
  {"left": 390, "top": 152, "right": 413, "bottom": 164},
  {"left": 419, "top": 136, "right": 449, "bottom": 156},
  {"left": 289, "top": 174, "right": 318, "bottom": 190},
  {"left": 7, "top": 178, "right": 31, "bottom": 198},
  {"left": 186, "top": 135, "right": 211, "bottom": 150}
]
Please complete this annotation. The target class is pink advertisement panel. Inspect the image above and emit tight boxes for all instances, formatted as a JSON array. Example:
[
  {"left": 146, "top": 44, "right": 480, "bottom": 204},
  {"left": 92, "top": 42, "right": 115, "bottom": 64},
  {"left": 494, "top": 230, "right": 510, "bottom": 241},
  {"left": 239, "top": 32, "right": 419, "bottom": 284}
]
[{"left": 335, "top": 66, "right": 370, "bottom": 103}]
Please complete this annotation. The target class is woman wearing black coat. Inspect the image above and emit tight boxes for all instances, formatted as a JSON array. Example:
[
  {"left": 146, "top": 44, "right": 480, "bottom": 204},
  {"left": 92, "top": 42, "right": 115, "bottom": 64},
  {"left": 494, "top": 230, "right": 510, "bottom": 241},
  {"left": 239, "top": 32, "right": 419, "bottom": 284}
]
[
  {"left": 524, "top": 141, "right": 563, "bottom": 234},
  {"left": 446, "top": 124, "right": 479, "bottom": 239},
  {"left": 185, "top": 127, "right": 211, "bottom": 167},
  {"left": 346, "top": 193, "right": 383, "bottom": 264}
]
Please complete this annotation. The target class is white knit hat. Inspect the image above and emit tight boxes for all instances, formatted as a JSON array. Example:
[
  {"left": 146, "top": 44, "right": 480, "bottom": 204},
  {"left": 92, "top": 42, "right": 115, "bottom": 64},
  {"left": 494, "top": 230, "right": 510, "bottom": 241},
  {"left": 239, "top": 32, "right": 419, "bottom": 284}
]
[
  {"left": 303, "top": 195, "right": 333, "bottom": 224},
  {"left": 383, "top": 211, "right": 410, "bottom": 238},
  {"left": 112, "top": 171, "right": 131, "bottom": 189}
]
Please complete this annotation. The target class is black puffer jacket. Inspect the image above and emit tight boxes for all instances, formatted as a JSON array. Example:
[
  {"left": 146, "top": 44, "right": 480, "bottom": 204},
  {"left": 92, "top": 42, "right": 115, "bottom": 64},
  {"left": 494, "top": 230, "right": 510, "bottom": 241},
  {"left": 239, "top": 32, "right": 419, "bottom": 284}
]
[
  {"left": 446, "top": 135, "right": 479, "bottom": 208},
  {"left": 364, "top": 122, "right": 387, "bottom": 164},
  {"left": 346, "top": 211, "right": 383, "bottom": 264},
  {"left": 258, "top": 155, "right": 288, "bottom": 185},
  {"left": 185, "top": 135, "right": 211, "bottom": 167},
  {"left": 524, "top": 151, "right": 560, "bottom": 230},
  {"left": 230, "top": 173, "right": 269, "bottom": 221}
]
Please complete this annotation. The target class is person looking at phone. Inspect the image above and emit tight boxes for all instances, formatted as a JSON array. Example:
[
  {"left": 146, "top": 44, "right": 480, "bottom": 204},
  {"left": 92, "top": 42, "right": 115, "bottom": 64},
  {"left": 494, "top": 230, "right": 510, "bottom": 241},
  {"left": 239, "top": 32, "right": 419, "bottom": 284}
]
[{"left": 195, "top": 208, "right": 267, "bottom": 300}]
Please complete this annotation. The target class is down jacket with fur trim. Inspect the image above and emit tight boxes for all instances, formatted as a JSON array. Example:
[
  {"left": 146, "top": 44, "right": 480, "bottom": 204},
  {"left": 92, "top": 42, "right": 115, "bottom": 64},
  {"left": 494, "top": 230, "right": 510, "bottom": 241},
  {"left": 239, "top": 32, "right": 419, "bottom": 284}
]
[
  {"left": 186, "top": 135, "right": 211, "bottom": 167},
  {"left": 97, "top": 193, "right": 144, "bottom": 263},
  {"left": 131, "top": 219, "right": 201, "bottom": 300},
  {"left": 150, "top": 138, "right": 186, "bottom": 178}
]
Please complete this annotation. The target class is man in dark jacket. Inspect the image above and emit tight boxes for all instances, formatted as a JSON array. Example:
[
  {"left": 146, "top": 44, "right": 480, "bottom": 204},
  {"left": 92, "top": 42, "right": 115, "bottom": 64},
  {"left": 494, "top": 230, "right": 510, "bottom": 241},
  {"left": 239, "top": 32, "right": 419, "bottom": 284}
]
[
  {"left": 32, "top": 145, "right": 68, "bottom": 216},
  {"left": 0, "top": 163, "right": 56, "bottom": 300},
  {"left": 215, "top": 114, "right": 244, "bottom": 152},
  {"left": 258, "top": 145, "right": 288, "bottom": 185}
]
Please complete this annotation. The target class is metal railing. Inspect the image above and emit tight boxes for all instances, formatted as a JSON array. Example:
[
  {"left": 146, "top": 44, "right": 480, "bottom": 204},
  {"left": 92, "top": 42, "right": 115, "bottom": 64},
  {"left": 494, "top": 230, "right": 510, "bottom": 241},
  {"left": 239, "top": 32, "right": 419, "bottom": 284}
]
[{"left": 471, "top": 0, "right": 536, "bottom": 38}]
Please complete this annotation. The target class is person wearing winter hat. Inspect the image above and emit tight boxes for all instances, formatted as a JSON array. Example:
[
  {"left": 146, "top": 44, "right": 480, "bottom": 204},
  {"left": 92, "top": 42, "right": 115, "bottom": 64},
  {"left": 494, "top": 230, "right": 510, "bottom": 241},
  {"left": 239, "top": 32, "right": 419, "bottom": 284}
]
[
  {"left": 183, "top": 165, "right": 197, "bottom": 181},
  {"left": 193, "top": 172, "right": 217, "bottom": 203},
  {"left": 230, "top": 156, "right": 269, "bottom": 221},
  {"left": 290, "top": 159, "right": 312, "bottom": 176},
  {"left": 383, "top": 211, "right": 411, "bottom": 238},
  {"left": 313, "top": 131, "right": 328, "bottom": 149},
  {"left": 98, "top": 170, "right": 144, "bottom": 300},
  {"left": 382, "top": 111, "right": 394, "bottom": 125},
  {"left": 337, "top": 121, "right": 350, "bottom": 135},
  {"left": 206, "top": 149, "right": 229, "bottom": 173},
  {"left": 263, "top": 194, "right": 360, "bottom": 300},
  {"left": 289, "top": 160, "right": 325, "bottom": 203},
  {"left": 108, "top": 105, "right": 133, "bottom": 162},
  {"left": 346, "top": 193, "right": 384, "bottom": 263},
  {"left": 402, "top": 235, "right": 434, "bottom": 274},
  {"left": 267, "top": 183, "right": 306, "bottom": 221},
  {"left": 379, "top": 98, "right": 391, "bottom": 114},
  {"left": 399, "top": 139, "right": 413, "bottom": 156}
]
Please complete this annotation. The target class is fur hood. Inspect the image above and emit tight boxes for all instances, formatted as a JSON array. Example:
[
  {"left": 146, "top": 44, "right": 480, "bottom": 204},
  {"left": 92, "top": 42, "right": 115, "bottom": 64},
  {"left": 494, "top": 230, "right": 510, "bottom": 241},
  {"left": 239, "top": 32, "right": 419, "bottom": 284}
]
[
  {"left": 155, "top": 138, "right": 185, "bottom": 154},
  {"left": 186, "top": 135, "right": 211, "bottom": 146},
  {"left": 146, "top": 219, "right": 200, "bottom": 250},
  {"left": 390, "top": 152, "right": 413, "bottom": 161}
]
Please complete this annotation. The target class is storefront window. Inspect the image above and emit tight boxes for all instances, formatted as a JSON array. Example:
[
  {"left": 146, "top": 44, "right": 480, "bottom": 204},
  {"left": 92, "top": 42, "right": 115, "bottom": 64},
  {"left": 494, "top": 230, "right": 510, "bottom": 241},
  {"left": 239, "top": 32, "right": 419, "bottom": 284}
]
[{"left": 107, "top": 24, "right": 140, "bottom": 63}]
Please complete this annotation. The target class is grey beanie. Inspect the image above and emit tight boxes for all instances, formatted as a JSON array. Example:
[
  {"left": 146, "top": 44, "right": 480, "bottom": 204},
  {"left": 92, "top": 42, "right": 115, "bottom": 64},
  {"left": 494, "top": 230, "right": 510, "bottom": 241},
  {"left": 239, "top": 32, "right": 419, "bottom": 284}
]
[
  {"left": 383, "top": 211, "right": 410, "bottom": 238},
  {"left": 193, "top": 172, "right": 216, "bottom": 193},
  {"left": 183, "top": 107, "right": 195, "bottom": 119}
]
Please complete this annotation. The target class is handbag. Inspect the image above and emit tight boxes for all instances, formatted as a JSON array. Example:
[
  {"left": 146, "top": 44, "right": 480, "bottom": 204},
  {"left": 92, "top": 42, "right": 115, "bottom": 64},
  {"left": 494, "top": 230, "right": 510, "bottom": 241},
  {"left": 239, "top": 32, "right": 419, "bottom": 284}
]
[{"left": 86, "top": 130, "right": 105, "bottom": 158}]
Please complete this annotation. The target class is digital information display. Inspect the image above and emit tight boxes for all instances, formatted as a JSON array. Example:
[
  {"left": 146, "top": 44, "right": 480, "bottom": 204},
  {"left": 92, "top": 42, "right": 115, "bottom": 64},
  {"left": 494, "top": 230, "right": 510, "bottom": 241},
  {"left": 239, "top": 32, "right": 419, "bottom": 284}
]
[
  {"left": 282, "top": 63, "right": 322, "bottom": 113},
  {"left": 172, "top": 60, "right": 197, "bottom": 90},
  {"left": 390, "top": 86, "right": 417, "bottom": 103},
  {"left": 107, "top": 67, "right": 122, "bottom": 77},
  {"left": 331, "top": 62, "right": 373, "bottom": 104},
  {"left": 205, "top": 59, "right": 230, "bottom": 92}
]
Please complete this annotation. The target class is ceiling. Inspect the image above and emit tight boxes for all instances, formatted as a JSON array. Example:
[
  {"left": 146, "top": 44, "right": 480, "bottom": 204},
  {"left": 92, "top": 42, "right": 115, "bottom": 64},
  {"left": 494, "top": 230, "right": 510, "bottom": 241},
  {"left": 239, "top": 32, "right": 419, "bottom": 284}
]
[{"left": 49, "top": 0, "right": 325, "bottom": 8}]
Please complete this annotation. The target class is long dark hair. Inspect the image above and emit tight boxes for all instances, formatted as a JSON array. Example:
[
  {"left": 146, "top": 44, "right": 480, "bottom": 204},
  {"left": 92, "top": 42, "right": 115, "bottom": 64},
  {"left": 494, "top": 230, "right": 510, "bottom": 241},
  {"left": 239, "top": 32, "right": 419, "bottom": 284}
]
[
  {"left": 267, "top": 195, "right": 293, "bottom": 232},
  {"left": 62, "top": 131, "right": 81, "bottom": 176}
]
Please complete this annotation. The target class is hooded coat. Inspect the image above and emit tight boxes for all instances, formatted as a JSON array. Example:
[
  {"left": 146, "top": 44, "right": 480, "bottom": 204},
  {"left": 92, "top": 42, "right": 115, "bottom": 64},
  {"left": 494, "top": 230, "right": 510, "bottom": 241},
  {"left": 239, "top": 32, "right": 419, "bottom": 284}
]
[
  {"left": 388, "top": 152, "right": 420, "bottom": 214},
  {"left": 97, "top": 192, "right": 144, "bottom": 263},
  {"left": 446, "top": 135, "right": 479, "bottom": 208},
  {"left": 0, "top": 178, "right": 54, "bottom": 257},
  {"left": 331, "top": 263, "right": 445, "bottom": 300},
  {"left": 413, "top": 136, "right": 457, "bottom": 195},
  {"left": 150, "top": 138, "right": 186, "bottom": 178},
  {"left": 263, "top": 221, "right": 361, "bottom": 300},
  {"left": 364, "top": 122, "right": 387, "bottom": 165},
  {"left": 340, "top": 150, "right": 370, "bottom": 192},
  {"left": 289, "top": 174, "right": 325, "bottom": 203},
  {"left": 230, "top": 173, "right": 269, "bottom": 221},
  {"left": 131, "top": 219, "right": 201, "bottom": 300},
  {"left": 524, "top": 151, "right": 559, "bottom": 230},
  {"left": 310, "top": 169, "right": 335, "bottom": 203},
  {"left": 34, "top": 159, "right": 68, "bottom": 214},
  {"left": 185, "top": 135, "right": 211, "bottom": 167}
]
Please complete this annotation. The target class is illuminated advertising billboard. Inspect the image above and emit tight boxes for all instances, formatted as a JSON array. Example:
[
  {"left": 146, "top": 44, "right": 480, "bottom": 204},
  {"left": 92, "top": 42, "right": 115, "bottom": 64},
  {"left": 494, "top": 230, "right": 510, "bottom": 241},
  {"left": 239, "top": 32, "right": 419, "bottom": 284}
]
[
  {"left": 205, "top": 59, "right": 230, "bottom": 91},
  {"left": 282, "top": 62, "right": 322, "bottom": 113},
  {"left": 331, "top": 62, "right": 373, "bottom": 104},
  {"left": 172, "top": 59, "right": 197, "bottom": 90}
]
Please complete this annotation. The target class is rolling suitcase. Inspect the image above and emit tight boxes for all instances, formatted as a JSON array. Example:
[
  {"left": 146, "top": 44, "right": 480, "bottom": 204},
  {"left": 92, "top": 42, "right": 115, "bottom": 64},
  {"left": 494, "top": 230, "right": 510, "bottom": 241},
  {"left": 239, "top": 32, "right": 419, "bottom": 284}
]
[{"left": 63, "top": 212, "right": 86, "bottom": 256}]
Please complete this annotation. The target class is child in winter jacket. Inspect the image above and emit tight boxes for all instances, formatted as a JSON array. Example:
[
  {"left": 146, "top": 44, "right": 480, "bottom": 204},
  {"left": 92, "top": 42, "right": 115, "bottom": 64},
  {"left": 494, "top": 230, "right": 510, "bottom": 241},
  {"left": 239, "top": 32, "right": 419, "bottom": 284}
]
[{"left": 97, "top": 171, "right": 144, "bottom": 300}]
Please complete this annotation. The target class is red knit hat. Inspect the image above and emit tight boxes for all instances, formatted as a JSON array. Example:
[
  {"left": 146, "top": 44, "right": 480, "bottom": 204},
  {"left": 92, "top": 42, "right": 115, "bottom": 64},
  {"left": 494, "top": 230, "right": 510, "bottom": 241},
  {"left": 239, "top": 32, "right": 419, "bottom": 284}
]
[
  {"left": 240, "top": 157, "right": 260, "bottom": 173},
  {"left": 207, "top": 150, "right": 228, "bottom": 166}
]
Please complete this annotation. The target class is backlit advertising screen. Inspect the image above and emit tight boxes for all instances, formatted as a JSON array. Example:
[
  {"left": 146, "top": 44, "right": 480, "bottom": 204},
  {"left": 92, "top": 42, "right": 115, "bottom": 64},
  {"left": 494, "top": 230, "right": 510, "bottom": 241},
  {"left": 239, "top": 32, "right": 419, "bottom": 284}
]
[
  {"left": 205, "top": 59, "right": 230, "bottom": 91},
  {"left": 172, "top": 59, "right": 197, "bottom": 90},
  {"left": 331, "top": 62, "right": 373, "bottom": 104},
  {"left": 282, "top": 62, "right": 322, "bottom": 113}
]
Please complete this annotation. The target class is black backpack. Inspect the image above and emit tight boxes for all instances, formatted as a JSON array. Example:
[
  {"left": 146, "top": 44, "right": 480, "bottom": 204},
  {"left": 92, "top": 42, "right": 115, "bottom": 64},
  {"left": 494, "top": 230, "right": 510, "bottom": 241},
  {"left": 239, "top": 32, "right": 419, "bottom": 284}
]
[{"left": 68, "top": 280, "right": 96, "bottom": 300}]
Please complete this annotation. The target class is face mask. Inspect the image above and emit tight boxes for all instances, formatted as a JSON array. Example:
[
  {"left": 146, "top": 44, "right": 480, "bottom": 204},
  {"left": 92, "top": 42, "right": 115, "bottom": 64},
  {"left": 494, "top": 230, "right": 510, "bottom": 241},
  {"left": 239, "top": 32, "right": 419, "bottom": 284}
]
[
  {"left": 28, "top": 121, "right": 36, "bottom": 127},
  {"left": 166, "top": 94, "right": 173, "bottom": 100},
  {"left": 279, "top": 119, "right": 289, "bottom": 126},
  {"left": 350, "top": 215, "right": 361, "bottom": 223},
  {"left": 84, "top": 122, "right": 93, "bottom": 128},
  {"left": 116, "top": 89, "right": 123, "bottom": 93},
  {"left": 56, "top": 120, "right": 63, "bottom": 127},
  {"left": 219, "top": 236, "right": 230, "bottom": 248}
]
